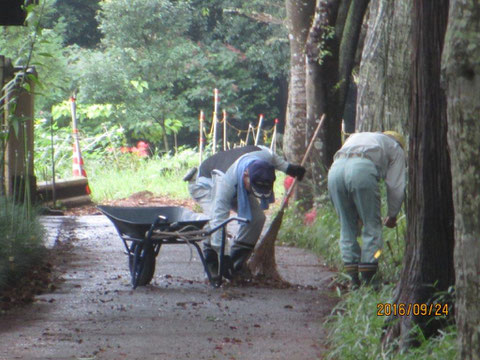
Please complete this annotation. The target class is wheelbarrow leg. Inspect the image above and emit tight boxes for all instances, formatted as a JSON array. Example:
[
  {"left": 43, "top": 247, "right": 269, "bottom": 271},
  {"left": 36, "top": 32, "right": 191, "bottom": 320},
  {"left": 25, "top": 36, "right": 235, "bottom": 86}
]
[
  {"left": 132, "top": 217, "right": 164, "bottom": 289},
  {"left": 197, "top": 226, "right": 230, "bottom": 287},
  {"left": 193, "top": 242, "right": 220, "bottom": 287}
]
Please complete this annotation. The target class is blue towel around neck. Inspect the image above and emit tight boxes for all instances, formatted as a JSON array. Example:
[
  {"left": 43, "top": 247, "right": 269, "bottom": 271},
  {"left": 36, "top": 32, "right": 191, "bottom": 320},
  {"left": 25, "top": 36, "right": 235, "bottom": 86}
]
[{"left": 236, "top": 155, "right": 275, "bottom": 221}]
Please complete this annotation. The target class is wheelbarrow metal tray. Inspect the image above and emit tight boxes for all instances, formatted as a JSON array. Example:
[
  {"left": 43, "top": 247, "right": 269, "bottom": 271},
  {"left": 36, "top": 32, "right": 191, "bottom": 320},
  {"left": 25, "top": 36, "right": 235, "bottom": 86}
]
[{"left": 98, "top": 205, "right": 209, "bottom": 238}]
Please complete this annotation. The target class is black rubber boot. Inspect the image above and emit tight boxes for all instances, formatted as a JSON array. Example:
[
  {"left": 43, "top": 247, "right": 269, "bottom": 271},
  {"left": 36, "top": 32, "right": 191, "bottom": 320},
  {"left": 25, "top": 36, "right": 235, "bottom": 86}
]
[
  {"left": 359, "top": 263, "right": 379, "bottom": 288},
  {"left": 230, "top": 248, "right": 253, "bottom": 277},
  {"left": 344, "top": 263, "right": 360, "bottom": 290},
  {"left": 203, "top": 247, "right": 219, "bottom": 278}
]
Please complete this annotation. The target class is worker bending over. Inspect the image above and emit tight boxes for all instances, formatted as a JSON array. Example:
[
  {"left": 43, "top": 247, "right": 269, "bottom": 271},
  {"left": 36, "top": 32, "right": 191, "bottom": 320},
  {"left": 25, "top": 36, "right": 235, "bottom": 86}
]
[
  {"left": 327, "top": 131, "right": 406, "bottom": 288},
  {"left": 185, "top": 146, "right": 305, "bottom": 278}
]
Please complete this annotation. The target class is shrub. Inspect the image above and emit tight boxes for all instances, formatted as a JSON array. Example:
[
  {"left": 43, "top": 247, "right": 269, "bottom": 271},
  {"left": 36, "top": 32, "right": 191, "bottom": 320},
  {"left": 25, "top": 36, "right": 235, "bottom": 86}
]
[{"left": 0, "top": 197, "right": 46, "bottom": 292}]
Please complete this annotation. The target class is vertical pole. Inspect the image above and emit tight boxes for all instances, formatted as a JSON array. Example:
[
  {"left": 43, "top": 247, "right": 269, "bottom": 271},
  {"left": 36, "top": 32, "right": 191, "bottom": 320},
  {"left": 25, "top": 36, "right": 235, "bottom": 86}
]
[
  {"left": 245, "top": 123, "right": 252, "bottom": 145},
  {"left": 199, "top": 110, "right": 204, "bottom": 165},
  {"left": 50, "top": 116, "right": 56, "bottom": 207},
  {"left": 223, "top": 109, "right": 227, "bottom": 151},
  {"left": 70, "top": 95, "right": 83, "bottom": 177},
  {"left": 270, "top": 118, "right": 278, "bottom": 152},
  {"left": 174, "top": 132, "right": 178, "bottom": 155},
  {"left": 254, "top": 114, "right": 264, "bottom": 145},
  {"left": 212, "top": 88, "right": 219, "bottom": 154},
  {"left": 70, "top": 95, "right": 91, "bottom": 195},
  {"left": 4, "top": 66, "right": 36, "bottom": 201}
]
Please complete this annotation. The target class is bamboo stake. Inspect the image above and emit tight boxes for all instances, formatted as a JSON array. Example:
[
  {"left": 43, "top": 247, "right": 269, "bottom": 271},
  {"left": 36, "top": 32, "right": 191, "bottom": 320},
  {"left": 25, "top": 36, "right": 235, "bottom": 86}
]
[
  {"left": 199, "top": 110, "right": 204, "bottom": 165},
  {"left": 223, "top": 109, "right": 227, "bottom": 151},
  {"left": 245, "top": 123, "right": 252, "bottom": 145},
  {"left": 270, "top": 118, "right": 278, "bottom": 152},
  {"left": 212, "top": 88, "right": 219, "bottom": 154},
  {"left": 254, "top": 114, "right": 264, "bottom": 145}
]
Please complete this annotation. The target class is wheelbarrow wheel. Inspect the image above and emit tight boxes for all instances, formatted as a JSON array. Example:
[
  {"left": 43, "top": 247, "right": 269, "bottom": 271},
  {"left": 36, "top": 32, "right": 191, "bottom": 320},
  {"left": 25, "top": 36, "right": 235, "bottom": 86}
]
[{"left": 129, "top": 242, "right": 156, "bottom": 287}]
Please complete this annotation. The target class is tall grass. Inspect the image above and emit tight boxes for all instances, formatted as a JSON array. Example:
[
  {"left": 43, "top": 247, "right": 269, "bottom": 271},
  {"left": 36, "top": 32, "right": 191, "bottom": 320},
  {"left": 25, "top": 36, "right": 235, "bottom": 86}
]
[
  {"left": 0, "top": 197, "right": 45, "bottom": 292},
  {"left": 325, "top": 285, "right": 457, "bottom": 360},
  {"left": 85, "top": 148, "right": 198, "bottom": 203}
]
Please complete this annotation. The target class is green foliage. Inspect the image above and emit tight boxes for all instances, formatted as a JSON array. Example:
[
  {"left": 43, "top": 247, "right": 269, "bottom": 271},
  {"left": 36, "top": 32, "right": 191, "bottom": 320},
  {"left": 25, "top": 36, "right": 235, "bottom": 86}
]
[
  {"left": 85, "top": 147, "right": 198, "bottom": 203},
  {"left": 0, "top": 198, "right": 46, "bottom": 293},
  {"left": 69, "top": 0, "right": 288, "bottom": 147},
  {"left": 0, "top": 0, "right": 73, "bottom": 112},
  {"left": 46, "top": 0, "right": 102, "bottom": 48},
  {"left": 326, "top": 286, "right": 394, "bottom": 359},
  {"left": 325, "top": 285, "right": 457, "bottom": 360},
  {"left": 70, "top": 0, "right": 195, "bottom": 144},
  {"left": 3, "top": 0, "right": 290, "bottom": 153},
  {"left": 278, "top": 194, "right": 456, "bottom": 359},
  {"left": 34, "top": 116, "right": 126, "bottom": 182},
  {"left": 278, "top": 202, "right": 343, "bottom": 268}
]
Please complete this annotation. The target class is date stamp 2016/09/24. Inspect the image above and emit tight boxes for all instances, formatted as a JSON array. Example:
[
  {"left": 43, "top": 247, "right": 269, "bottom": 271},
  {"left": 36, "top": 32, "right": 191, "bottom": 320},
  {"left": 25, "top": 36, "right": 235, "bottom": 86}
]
[{"left": 377, "top": 303, "right": 449, "bottom": 317}]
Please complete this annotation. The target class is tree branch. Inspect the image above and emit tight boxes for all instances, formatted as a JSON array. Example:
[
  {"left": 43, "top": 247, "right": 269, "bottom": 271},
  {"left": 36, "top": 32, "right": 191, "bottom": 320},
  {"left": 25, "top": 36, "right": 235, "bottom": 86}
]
[{"left": 223, "top": 8, "right": 285, "bottom": 26}]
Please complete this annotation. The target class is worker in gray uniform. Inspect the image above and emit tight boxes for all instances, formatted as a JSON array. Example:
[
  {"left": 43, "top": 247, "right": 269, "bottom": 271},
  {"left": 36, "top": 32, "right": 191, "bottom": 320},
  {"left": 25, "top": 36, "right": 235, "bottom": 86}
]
[
  {"left": 185, "top": 146, "right": 306, "bottom": 278},
  {"left": 327, "top": 131, "right": 406, "bottom": 288}
]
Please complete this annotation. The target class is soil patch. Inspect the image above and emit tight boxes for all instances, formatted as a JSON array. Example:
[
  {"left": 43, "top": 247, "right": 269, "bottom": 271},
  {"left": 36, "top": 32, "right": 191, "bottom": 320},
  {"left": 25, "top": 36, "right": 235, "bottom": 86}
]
[{"left": 63, "top": 190, "right": 197, "bottom": 216}]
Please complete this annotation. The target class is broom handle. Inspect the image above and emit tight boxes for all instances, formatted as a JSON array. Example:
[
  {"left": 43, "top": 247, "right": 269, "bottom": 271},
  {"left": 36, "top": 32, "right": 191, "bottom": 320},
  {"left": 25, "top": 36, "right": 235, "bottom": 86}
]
[{"left": 281, "top": 114, "right": 326, "bottom": 209}]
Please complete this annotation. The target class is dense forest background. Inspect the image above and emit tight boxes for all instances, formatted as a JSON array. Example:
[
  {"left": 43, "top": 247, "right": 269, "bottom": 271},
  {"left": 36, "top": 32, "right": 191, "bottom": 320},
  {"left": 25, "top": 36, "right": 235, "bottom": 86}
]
[{"left": 1, "top": 0, "right": 290, "bottom": 151}]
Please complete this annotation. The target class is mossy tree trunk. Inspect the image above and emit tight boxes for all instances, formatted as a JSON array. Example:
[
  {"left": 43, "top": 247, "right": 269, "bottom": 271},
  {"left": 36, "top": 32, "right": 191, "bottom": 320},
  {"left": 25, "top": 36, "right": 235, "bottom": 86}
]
[
  {"left": 305, "top": 0, "right": 369, "bottom": 170},
  {"left": 442, "top": 1, "right": 480, "bottom": 358},
  {"left": 283, "top": 0, "right": 315, "bottom": 204},
  {"left": 284, "top": 0, "right": 369, "bottom": 208},
  {"left": 356, "top": 0, "right": 412, "bottom": 134},
  {"left": 381, "top": 0, "right": 455, "bottom": 350}
]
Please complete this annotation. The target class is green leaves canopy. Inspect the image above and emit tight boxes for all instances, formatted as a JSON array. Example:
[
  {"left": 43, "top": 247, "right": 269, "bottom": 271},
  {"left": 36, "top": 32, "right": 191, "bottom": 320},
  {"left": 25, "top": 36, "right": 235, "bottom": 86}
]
[{"left": 73, "top": 0, "right": 288, "bottom": 146}]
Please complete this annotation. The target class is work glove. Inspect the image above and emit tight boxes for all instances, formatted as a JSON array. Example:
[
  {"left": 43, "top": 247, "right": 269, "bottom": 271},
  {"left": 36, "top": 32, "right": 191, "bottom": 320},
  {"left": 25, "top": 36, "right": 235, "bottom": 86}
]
[{"left": 286, "top": 164, "right": 306, "bottom": 181}]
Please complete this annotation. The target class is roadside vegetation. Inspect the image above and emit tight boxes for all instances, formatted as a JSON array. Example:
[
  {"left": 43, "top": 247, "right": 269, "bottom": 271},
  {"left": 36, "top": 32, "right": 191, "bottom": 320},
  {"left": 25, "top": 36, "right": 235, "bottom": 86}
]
[
  {"left": 34, "top": 141, "right": 458, "bottom": 359},
  {"left": 278, "top": 199, "right": 456, "bottom": 359},
  {"left": 0, "top": 198, "right": 46, "bottom": 300}
]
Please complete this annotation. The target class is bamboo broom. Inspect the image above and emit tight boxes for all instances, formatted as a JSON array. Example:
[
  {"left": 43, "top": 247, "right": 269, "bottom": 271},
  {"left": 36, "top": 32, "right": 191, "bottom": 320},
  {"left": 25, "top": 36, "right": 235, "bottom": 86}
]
[{"left": 247, "top": 114, "right": 326, "bottom": 281}]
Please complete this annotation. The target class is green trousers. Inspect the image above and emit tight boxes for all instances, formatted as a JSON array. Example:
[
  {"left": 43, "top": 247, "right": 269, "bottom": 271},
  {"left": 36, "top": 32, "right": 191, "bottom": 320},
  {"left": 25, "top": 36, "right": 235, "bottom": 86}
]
[{"left": 328, "top": 157, "right": 382, "bottom": 264}]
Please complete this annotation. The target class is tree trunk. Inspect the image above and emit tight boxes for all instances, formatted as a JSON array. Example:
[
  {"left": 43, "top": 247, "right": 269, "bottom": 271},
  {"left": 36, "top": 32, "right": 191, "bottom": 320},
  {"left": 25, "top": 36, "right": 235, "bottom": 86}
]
[
  {"left": 356, "top": 0, "right": 412, "bottom": 133},
  {"left": 249, "top": 0, "right": 315, "bottom": 279},
  {"left": 306, "top": 0, "right": 369, "bottom": 170},
  {"left": 305, "top": 0, "right": 341, "bottom": 201},
  {"left": 283, "top": 0, "right": 315, "bottom": 166},
  {"left": 301, "top": 0, "right": 368, "bottom": 208},
  {"left": 382, "top": 0, "right": 455, "bottom": 350},
  {"left": 283, "top": 0, "right": 316, "bottom": 207},
  {"left": 442, "top": 1, "right": 480, "bottom": 358}
]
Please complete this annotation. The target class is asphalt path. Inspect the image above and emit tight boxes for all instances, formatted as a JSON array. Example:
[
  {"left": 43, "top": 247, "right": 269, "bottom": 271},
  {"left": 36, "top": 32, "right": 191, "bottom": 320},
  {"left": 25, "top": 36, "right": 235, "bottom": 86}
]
[{"left": 1, "top": 215, "right": 337, "bottom": 360}]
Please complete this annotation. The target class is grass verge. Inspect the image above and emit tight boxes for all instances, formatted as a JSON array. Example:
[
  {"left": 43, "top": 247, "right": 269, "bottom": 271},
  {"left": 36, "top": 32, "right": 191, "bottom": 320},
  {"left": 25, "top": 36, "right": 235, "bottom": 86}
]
[
  {"left": 0, "top": 197, "right": 47, "bottom": 309},
  {"left": 277, "top": 201, "right": 457, "bottom": 359}
]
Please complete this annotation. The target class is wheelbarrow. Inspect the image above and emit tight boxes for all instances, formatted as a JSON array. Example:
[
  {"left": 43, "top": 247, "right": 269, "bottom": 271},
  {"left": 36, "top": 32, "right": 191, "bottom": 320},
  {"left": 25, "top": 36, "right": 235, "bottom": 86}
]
[{"left": 98, "top": 205, "right": 247, "bottom": 289}]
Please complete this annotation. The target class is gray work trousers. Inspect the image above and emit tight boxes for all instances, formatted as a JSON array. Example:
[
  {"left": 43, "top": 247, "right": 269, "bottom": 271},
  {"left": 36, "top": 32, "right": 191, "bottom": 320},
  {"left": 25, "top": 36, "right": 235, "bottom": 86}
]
[
  {"left": 327, "top": 157, "right": 382, "bottom": 264},
  {"left": 188, "top": 172, "right": 266, "bottom": 253}
]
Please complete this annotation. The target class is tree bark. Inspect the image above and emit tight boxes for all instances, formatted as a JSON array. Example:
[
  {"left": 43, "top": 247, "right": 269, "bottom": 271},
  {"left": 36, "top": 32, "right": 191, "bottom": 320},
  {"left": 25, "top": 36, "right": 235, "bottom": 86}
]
[
  {"left": 305, "top": 0, "right": 369, "bottom": 170},
  {"left": 305, "top": 0, "right": 341, "bottom": 196},
  {"left": 442, "top": 1, "right": 480, "bottom": 358},
  {"left": 300, "top": 0, "right": 368, "bottom": 209},
  {"left": 283, "top": 0, "right": 315, "bottom": 164},
  {"left": 283, "top": 0, "right": 315, "bottom": 206},
  {"left": 382, "top": 0, "right": 455, "bottom": 350},
  {"left": 356, "top": 0, "right": 412, "bottom": 133}
]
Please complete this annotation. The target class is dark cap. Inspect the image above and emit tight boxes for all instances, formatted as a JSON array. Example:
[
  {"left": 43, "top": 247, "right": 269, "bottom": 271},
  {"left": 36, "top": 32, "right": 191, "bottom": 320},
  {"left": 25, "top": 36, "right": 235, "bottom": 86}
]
[{"left": 247, "top": 160, "right": 276, "bottom": 199}]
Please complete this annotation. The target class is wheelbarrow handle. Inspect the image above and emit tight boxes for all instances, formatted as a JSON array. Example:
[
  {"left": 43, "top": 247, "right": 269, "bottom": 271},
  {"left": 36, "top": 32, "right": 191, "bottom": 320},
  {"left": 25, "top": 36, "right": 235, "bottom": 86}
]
[{"left": 205, "top": 216, "right": 249, "bottom": 236}]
